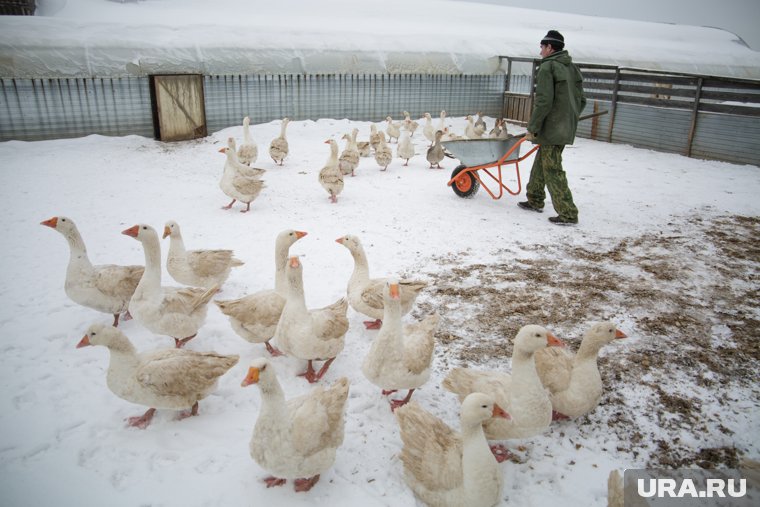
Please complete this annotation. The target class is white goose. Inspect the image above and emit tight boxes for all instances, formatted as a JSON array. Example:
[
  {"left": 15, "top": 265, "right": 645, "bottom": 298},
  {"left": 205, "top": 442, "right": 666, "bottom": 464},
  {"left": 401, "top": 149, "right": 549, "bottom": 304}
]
[
  {"left": 362, "top": 279, "right": 439, "bottom": 410},
  {"left": 339, "top": 128, "right": 360, "bottom": 177},
  {"left": 422, "top": 112, "right": 436, "bottom": 146},
  {"left": 122, "top": 224, "right": 218, "bottom": 348},
  {"left": 385, "top": 116, "right": 401, "bottom": 143},
  {"left": 273, "top": 257, "right": 349, "bottom": 383},
  {"left": 219, "top": 141, "right": 266, "bottom": 213},
  {"left": 397, "top": 130, "right": 415, "bottom": 166},
  {"left": 369, "top": 124, "right": 385, "bottom": 151},
  {"left": 402, "top": 111, "right": 419, "bottom": 135},
  {"left": 465, "top": 115, "right": 485, "bottom": 139},
  {"left": 268, "top": 117, "right": 290, "bottom": 166},
  {"left": 442, "top": 325, "right": 565, "bottom": 460},
  {"left": 242, "top": 358, "right": 349, "bottom": 492},
  {"left": 335, "top": 234, "right": 427, "bottom": 329},
  {"left": 238, "top": 116, "right": 258, "bottom": 165},
  {"left": 318, "top": 139, "right": 344, "bottom": 203},
  {"left": 534, "top": 321, "right": 627, "bottom": 420},
  {"left": 374, "top": 134, "right": 393, "bottom": 171},
  {"left": 77, "top": 323, "right": 238, "bottom": 428},
  {"left": 163, "top": 220, "right": 244, "bottom": 289},
  {"left": 215, "top": 229, "right": 307, "bottom": 356},
  {"left": 437, "top": 110, "right": 447, "bottom": 133},
  {"left": 41, "top": 216, "right": 143, "bottom": 327},
  {"left": 396, "top": 393, "right": 510, "bottom": 507}
]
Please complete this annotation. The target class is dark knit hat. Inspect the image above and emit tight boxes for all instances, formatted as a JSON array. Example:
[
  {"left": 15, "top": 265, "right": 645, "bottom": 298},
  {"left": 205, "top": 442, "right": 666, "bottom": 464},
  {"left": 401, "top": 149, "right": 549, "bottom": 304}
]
[{"left": 541, "top": 30, "right": 565, "bottom": 50}]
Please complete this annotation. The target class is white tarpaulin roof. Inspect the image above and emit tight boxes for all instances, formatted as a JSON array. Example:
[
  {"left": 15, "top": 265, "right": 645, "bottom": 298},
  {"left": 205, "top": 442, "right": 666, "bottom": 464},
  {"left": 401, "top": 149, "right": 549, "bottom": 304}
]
[{"left": 1, "top": 0, "right": 759, "bottom": 79}]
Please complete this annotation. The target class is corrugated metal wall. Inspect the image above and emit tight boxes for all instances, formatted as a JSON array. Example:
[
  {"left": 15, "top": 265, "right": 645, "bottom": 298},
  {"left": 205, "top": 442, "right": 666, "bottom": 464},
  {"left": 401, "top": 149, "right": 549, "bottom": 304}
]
[
  {"left": 203, "top": 74, "right": 504, "bottom": 133},
  {"left": 0, "top": 77, "right": 154, "bottom": 141},
  {"left": 1, "top": 73, "right": 503, "bottom": 142}
]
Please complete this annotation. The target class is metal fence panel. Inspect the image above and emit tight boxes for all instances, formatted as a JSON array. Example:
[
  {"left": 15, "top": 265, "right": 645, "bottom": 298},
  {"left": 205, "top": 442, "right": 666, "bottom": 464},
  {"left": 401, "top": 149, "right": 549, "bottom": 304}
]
[
  {"left": 0, "top": 77, "right": 153, "bottom": 141},
  {"left": 691, "top": 112, "right": 760, "bottom": 166},
  {"left": 608, "top": 102, "right": 692, "bottom": 155},
  {"left": 203, "top": 73, "right": 505, "bottom": 132}
]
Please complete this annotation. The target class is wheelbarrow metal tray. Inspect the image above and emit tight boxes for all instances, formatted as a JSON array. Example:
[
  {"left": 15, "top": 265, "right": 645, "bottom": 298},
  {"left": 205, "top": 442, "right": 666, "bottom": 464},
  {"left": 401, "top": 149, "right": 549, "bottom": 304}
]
[{"left": 442, "top": 138, "right": 521, "bottom": 167}]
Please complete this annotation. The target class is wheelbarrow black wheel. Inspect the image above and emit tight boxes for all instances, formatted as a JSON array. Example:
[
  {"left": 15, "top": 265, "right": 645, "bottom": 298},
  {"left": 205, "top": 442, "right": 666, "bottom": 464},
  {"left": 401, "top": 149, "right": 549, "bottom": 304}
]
[{"left": 451, "top": 165, "right": 480, "bottom": 198}]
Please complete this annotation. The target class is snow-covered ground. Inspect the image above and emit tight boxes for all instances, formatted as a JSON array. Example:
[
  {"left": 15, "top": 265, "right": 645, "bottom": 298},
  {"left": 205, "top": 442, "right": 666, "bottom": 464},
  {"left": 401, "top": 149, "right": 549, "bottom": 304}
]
[{"left": 0, "top": 114, "right": 758, "bottom": 506}]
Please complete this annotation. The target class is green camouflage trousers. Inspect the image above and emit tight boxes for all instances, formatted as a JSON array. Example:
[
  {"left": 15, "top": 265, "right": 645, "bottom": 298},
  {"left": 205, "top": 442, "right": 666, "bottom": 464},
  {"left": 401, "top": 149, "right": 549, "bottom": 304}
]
[{"left": 525, "top": 145, "right": 578, "bottom": 221}]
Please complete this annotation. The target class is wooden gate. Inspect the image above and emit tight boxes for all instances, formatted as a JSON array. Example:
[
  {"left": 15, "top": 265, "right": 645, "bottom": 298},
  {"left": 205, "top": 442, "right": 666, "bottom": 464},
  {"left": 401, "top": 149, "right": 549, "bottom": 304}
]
[{"left": 150, "top": 74, "right": 207, "bottom": 141}]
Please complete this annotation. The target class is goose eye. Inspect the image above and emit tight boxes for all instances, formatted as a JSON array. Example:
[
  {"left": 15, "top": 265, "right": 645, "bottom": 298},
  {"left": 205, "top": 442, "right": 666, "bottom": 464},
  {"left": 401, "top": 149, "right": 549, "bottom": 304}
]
[
  {"left": 481, "top": 404, "right": 487, "bottom": 408},
  {"left": 261, "top": 365, "right": 266, "bottom": 371},
  {"left": 61, "top": 218, "right": 67, "bottom": 222},
  {"left": 142, "top": 226, "right": 147, "bottom": 230}
]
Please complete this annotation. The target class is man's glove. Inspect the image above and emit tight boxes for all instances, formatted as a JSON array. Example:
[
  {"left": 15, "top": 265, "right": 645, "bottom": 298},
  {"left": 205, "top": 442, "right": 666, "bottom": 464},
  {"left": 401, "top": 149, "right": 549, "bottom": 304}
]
[{"left": 524, "top": 131, "right": 536, "bottom": 142}]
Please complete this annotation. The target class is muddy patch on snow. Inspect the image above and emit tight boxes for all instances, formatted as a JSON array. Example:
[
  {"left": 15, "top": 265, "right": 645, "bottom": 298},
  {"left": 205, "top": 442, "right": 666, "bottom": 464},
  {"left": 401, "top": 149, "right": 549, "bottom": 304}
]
[{"left": 411, "top": 213, "right": 760, "bottom": 469}]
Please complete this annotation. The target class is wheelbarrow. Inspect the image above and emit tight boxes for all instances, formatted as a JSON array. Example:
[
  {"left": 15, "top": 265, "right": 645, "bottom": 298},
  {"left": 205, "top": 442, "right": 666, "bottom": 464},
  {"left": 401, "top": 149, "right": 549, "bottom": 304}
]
[
  {"left": 443, "top": 111, "right": 607, "bottom": 199},
  {"left": 443, "top": 136, "right": 537, "bottom": 199}
]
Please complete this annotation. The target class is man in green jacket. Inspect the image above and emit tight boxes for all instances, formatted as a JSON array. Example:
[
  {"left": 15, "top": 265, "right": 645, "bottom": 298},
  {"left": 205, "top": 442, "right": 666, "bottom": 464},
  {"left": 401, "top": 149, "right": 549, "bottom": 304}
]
[{"left": 519, "top": 30, "right": 587, "bottom": 225}]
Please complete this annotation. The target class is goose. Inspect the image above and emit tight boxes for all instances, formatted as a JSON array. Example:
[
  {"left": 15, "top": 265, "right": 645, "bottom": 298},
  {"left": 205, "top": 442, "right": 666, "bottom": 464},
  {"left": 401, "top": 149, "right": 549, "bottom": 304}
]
[
  {"left": 442, "top": 325, "right": 565, "bottom": 461},
  {"left": 534, "top": 321, "right": 627, "bottom": 420},
  {"left": 437, "top": 110, "right": 447, "bottom": 133},
  {"left": 335, "top": 234, "right": 426, "bottom": 329},
  {"left": 369, "top": 124, "right": 385, "bottom": 151},
  {"left": 318, "top": 139, "right": 344, "bottom": 203},
  {"left": 402, "top": 111, "right": 419, "bottom": 135},
  {"left": 77, "top": 323, "right": 238, "bottom": 428},
  {"left": 219, "top": 141, "right": 266, "bottom": 213},
  {"left": 474, "top": 111, "right": 487, "bottom": 132},
  {"left": 422, "top": 112, "right": 435, "bottom": 146},
  {"left": 339, "top": 128, "right": 360, "bottom": 177},
  {"left": 374, "top": 134, "right": 393, "bottom": 171},
  {"left": 441, "top": 127, "right": 464, "bottom": 142},
  {"left": 396, "top": 130, "right": 415, "bottom": 166},
  {"left": 427, "top": 130, "right": 445, "bottom": 169},
  {"left": 41, "top": 216, "right": 143, "bottom": 327},
  {"left": 362, "top": 279, "right": 439, "bottom": 410},
  {"left": 215, "top": 229, "right": 307, "bottom": 356},
  {"left": 396, "top": 393, "right": 510, "bottom": 507},
  {"left": 242, "top": 358, "right": 349, "bottom": 492},
  {"left": 488, "top": 119, "right": 503, "bottom": 138},
  {"left": 238, "top": 116, "right": 258, "bottom": 165},
  {"left": 356, "top": 140, "right": 372, "bottom": 158},
  {"left": 163, "top": 220, "right": 244, "bottom": 289},
  {"left": 268, "top": 117, "right": 290, "bottom": 166},
  {"left": 273, "top": 257, "right": 349, "bottom": 383},
  {"left": 385, "top": 116, "right": 401, "bottom": 143},
  {"left": 122, "top": 224, "right": 218, "bottom": 348},
  {"left": 465, "top": 115, "right": 485, "bottom": 139}
]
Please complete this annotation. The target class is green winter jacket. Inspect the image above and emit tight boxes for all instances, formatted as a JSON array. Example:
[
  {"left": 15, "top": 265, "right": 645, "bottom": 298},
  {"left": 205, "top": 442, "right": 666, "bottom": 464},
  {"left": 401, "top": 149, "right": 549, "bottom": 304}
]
[{"left": 528, "top": 50, "right": 587, "bottom": 146}]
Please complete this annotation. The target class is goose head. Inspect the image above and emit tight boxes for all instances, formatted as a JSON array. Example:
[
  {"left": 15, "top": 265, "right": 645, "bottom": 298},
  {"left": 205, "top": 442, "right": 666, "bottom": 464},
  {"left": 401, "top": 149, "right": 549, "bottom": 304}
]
[
  {"left": 584, "top": 321, "right": 627, "bottom": 347},
  {"left": 335, "top": 234, "right": 362, "bottom": 253},
  {"left": 513, "top": 324, "right": 564, "bottom": 355},
  {"left": 77, "top": 322, "right": 132, "bottom": 352},
  {"left": 241, "top": 357, "right": 276, "bottom": 387},
  {"left": 162, "top": 220, "right": 181, "bottom": 240},
  {"left": 122, "top": 224, "right": 159, "bottom": 244},
  {"left": 460, "top": 392, "right": 510, "bottom": 428},
  {"left": 40, "top": 215, "right": 78, "bottom": 237}
]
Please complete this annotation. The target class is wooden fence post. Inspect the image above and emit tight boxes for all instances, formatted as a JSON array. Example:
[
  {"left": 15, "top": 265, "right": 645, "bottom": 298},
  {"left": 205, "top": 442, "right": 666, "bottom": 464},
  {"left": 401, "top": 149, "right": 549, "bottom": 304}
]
[{"left": 687, "top": 77, "right": 703, "bottom": 158}]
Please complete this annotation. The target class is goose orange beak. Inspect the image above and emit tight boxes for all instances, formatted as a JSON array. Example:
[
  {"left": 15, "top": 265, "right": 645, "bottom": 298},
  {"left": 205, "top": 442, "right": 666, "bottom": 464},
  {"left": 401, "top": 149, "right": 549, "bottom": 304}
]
[
  {"left": 615, "top": 329, "right": 628, "bottom": 339},
  {"left": 389, "top": 283, "right": 400, "bottom": 299},
  {"left": 41, "top": 217, "right": 58, "bottom": 228},
  {"left": 335, "top": 237, "right": 344, "bottom": 244},
  {"left": 295, "top": 231, "right": 308, "bottom": 239},
  {"left": 162, "top": 226, "right": 171, "bottom": 239},
  {"left": 289, "top": 256, "right": 300, "bottom": 268},
  {"left": 76, "top": 335, "right": 91, "bottom": 348},
  {"left": 492, "top": 403, "right": 510, "bottom": 420},
  {"left": 241, "top": 367, "right": 260, "bottom": 387},
  {"left": 218, "top": 147, "right": 226, "bottom": 153},
  {"left": 547, "top": 332, "right": 565, "bottom": 347},
  {"left": 122, "top": 225, "right": 140, "bottom": 237}
]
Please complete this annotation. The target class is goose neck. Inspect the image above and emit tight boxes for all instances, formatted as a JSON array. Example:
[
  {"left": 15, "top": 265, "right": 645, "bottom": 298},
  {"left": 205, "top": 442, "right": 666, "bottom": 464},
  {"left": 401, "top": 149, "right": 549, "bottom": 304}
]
[{"left": 64, "top": 228, "right": 92, "bottom": 268}]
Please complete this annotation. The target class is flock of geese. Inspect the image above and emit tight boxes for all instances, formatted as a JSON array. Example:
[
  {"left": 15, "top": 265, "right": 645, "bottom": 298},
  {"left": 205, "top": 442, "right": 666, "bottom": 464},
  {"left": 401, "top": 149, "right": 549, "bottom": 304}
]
[
  {"left": 217, "top": 111, "right": 513, "bottom": 209},
  {"left": 40, "top": 113, "right": 625, "bottom": 507}
]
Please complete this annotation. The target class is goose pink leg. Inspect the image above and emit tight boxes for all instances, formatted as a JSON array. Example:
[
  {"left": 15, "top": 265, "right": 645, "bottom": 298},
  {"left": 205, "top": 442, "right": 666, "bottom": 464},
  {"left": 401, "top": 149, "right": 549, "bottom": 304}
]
[
  {"left": 264, "top": 476, "right": 287, "bottom": 488},
  {"left": 363, "top": 319, "right": 382, "bottom": 330},
  {"left": 389, "top": 389, "right": 415, "bottom": 411},
  {"left": 222, "top": 199, "right": 236, "bottom": 210},
  {"left": 126, "top": 408, "right": 156, "bottom": 429},
  {"left": 294, "top": 474, "right": 320, "bottom": 492},
  {"left": 177, "top": 401, "right": 199, "bottom": 420},
  {"left": 265, "top": 341, "right": 284, "bottom": 357},
  {"left": 297, "top": 360, "right": 319, "bottom": 383},
  {"left": 174, "top": 334, "right": 197, "bottom": 348}
]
